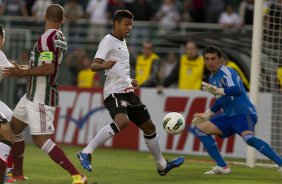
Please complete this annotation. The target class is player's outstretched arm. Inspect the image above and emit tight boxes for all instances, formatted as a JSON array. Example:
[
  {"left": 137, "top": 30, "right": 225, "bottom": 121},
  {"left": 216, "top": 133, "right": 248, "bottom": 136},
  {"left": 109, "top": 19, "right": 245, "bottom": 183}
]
[
  {"left": 202, "top": 82, "right": 225, "bottom": 96},
  {"left": 9, "top": 60, "right": 28, "bottom": 69},
  {"left": 91, "top": 58, "right": 117, "bottom": 72},
  {"left": 3, "top": 62, "right": 54, "bottom": 77},
  {"left": 202, "top": 81, "right": 242, "bottom": 97}
]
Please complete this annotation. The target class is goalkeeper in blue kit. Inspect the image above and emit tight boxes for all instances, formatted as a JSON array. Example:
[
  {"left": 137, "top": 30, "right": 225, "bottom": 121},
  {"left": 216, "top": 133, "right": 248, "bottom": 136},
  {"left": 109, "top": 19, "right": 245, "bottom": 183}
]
[{"left": 192, "top": 46, "right": 282, "bottom": 175}]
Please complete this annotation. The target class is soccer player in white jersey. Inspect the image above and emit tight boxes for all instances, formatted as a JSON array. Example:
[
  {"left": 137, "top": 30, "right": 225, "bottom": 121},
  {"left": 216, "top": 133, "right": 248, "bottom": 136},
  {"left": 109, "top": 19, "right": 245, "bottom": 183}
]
[
  {"left": 3, "top": 4, "right": 87, "bottom": 184},
  {"left": 0, "top": 26, "right": 27, "bottom": 183},
  {"left": 77, "top": 9, "right": 184, "bottom": 176},
  {"left": 0, "top": 23, "right": 16, "bottom": 184}
]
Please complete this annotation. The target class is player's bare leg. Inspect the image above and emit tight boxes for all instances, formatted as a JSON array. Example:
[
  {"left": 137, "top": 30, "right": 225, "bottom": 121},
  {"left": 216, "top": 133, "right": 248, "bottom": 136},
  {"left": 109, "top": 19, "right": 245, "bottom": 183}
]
[
  {"left": 32, "top": 134, "right": 86, "bottom": 183},
  {"left": 78, "top": 113, "right": 125, "bottom": 172},
  {"left": 241, "top": 130, "right": 282, "bottom": 171},
  {"left": 81, "top": 113, "right": 125, "bottom": 156},
  {"left": 194, "top": 121, "right": 231, "bottom": 175},
  {"left": 10, "top": 115, "right": 86, "bottom": 183},
  {"left": 8, "top": 116, "right": 27, "bottom": 180}
]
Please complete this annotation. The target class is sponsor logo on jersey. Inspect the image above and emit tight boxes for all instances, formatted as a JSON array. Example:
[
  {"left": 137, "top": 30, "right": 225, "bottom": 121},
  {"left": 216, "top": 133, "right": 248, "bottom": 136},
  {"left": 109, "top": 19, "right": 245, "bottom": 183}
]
[{"left": 55, "top": 40, "right": 67, "bottom": 50}]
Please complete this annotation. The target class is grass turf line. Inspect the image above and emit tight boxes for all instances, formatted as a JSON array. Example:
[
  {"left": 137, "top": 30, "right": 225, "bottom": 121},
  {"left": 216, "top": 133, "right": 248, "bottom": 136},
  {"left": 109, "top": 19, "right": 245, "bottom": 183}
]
[{"left": 19, "top": 144, "right": 281, "bottom": 184}]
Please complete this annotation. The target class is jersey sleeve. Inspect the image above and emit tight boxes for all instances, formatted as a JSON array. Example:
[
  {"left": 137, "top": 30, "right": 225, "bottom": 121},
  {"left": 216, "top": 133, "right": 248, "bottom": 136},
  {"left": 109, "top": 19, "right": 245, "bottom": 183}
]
[
  {"left": 94, "top": 38, "right": 111, "bottom": 61},
  {"left": 38, "top": 31, "right": 67, "bottom": 64},
  {"left": 221, "top": 68, "right": 238, "bottom": 87},
  {"left": 0, "top": 51, "right": 12, "bottom": 69},
  {"left": 53, "top": 31, "right": 67, "bottom": 64},
  {"left": 221, "top": 68, "right": 242, "bottom": 96},
  {"left": 210, "top": 98, "right": 222, "bottom": 113}
]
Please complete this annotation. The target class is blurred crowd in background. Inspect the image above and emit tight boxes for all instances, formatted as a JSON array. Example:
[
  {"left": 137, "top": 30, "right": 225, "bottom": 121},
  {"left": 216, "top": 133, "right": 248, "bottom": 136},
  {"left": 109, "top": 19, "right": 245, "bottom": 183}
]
[
  {"left": 1, "top": 0, "right": 282, "bottom": 99},
  {"left": 0, "top": 0, "right": 254, "bottom": 26}
]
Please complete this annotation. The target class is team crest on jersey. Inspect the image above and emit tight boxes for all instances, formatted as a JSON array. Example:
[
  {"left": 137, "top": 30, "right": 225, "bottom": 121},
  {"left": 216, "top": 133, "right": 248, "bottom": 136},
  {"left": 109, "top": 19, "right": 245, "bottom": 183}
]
[{"left": 120, "top": 100, "right": 128, "bottom": 107}]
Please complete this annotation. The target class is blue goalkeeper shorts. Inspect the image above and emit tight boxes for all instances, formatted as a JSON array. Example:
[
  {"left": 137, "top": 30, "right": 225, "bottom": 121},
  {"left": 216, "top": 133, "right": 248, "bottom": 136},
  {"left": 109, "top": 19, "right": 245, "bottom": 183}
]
[{"left": 209, "top": 113, "right": 257, "bottom": 138}]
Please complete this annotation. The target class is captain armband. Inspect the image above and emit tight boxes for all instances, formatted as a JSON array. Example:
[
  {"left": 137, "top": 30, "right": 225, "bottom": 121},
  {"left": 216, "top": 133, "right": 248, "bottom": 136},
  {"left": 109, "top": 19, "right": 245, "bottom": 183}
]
[{"left": 40, "top": 51, "right": 54, "bottom": 64}]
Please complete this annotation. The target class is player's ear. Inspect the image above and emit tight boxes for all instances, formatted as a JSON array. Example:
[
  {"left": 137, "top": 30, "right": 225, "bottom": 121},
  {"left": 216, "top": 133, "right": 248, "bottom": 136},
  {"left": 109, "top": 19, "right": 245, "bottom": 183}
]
[
  {"left": 114, "top": 21, "right": 118, "bottom": 28},
  {"left": 0, "top": 35, "right": 3, "bottom": 49},
  {"left": 61, "top": 16, "right": 65, "bottom": 24}
]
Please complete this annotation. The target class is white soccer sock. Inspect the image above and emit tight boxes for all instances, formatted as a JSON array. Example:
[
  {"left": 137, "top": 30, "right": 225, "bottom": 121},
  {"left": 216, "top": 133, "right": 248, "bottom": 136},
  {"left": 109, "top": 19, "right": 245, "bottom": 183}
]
[
  {"left": 41, "top": 139, "right": 56, "bottom": 154},
  {"left": 144, "top": 132, "right": 167, "bottom": 170},
  {"left": 15, "top": 132, "right": 24, "bottom": 142},
  {"left": 82, "top": 123, "right": 119, "bottom": 154},
  {"left": 0, "top": 141, "right": 12, "bottom": 163}
]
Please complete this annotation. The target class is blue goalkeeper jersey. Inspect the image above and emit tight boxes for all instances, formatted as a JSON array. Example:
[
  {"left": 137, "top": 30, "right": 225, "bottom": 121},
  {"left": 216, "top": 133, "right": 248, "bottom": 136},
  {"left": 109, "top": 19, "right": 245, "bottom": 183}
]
[{"left": 209, "top": 65, "right": 257, "bottom": 118}]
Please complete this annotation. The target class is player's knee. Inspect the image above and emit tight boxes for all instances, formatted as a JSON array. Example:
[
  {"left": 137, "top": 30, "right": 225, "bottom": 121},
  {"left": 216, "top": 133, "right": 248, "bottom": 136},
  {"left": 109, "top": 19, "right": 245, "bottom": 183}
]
[
  {"left": 10, "top": 117, "right": 26, "bottom": 135},
  {"left": 243, "top": 135, "right": 269, "bottom": 153},
  {"left": 114, "top": 113, "right": 130, "bottom": 130},
  {"left": 242, "top": 134, "right": 255, "bottom": 145},
  {"left": 33, "top": 139, "right": 43, "bottom": 149},
  {"left": 0, "top": 134, "right": 14, "bottom": 143},
  {"left": 115, "top": 120, "right": 130, "bottom": 130},
  {"left": 32, "top": 135, "right": 50, "bottom": 149},
  {"left": 140, "top": 119, "right": 156, "bottom": 135},
  {"left": 0, "top": 124, "right": 15, "bottom": 143},
  {"left": 192, "top": 127, "right": 208, "bottom": 137}
]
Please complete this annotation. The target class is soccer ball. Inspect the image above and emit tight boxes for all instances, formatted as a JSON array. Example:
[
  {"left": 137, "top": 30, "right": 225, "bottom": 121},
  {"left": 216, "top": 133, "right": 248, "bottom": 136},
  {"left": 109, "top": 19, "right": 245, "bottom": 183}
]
[{"left": 163, "top": 112, "right": 185, "bottom": 135}]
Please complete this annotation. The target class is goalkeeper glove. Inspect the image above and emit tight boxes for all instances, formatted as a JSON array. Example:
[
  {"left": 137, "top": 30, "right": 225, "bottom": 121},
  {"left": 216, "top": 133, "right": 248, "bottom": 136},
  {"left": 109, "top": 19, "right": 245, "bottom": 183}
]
[
  {"left": 192, "top": 109, "right": 214, "bottom": 126},
  {"left": 202, "top": 82, "right": 225, "bottom": 98}
]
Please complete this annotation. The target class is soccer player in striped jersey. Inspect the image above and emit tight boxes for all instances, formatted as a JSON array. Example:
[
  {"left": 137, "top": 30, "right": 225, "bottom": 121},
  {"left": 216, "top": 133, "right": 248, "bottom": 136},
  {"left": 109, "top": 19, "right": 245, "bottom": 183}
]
[
  {"left": 192, "top": 46, "right": 282, "bottom": 175},
  {"left": 3, "top": 4, "right": 86, "bottom": 184},
  {"left": 77, "top": 9, "right": 184, "bottom": 176}
]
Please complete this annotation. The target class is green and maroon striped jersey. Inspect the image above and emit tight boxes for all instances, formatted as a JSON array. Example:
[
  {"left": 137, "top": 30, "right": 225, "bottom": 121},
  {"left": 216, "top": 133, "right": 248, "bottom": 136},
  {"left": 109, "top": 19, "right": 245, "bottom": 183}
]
[{"left": 26, "top": 29, "right": 67, "bottom": 107}]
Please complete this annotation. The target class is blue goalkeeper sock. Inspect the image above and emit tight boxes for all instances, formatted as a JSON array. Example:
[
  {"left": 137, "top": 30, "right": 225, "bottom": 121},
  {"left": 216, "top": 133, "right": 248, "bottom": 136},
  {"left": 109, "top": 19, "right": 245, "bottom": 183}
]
[
  {"left": 244, "top": 135, "right": 282, "bottom": 167},
  {"left": 193, "top": 127, "right": 227, "bottom": 167}
]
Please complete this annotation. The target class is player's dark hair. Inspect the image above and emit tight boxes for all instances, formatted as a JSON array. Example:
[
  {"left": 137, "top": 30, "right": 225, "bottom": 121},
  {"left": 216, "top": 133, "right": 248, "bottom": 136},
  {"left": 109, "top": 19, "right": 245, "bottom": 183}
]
[
  {"left": 46, "top": 4, "right": 64, "bottom": 23},
  {"left": 112, "top": 10, "right": 134, "bottom": 27},
  {"left": 0, "top": 24, "right": 4, "bottom": 37},
  {"left": 203, "top": 46, "right": 222, "bottom": 58}
]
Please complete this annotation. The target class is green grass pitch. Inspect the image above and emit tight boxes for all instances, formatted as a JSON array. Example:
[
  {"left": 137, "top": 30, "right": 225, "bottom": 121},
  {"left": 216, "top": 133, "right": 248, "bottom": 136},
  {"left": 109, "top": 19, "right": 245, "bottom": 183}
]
[{"left": 18, "top": 144, "right": 281, "bottom": 184}]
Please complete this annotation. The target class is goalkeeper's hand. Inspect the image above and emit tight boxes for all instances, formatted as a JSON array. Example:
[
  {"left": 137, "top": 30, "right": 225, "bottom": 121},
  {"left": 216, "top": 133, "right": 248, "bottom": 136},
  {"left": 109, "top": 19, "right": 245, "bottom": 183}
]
[
  {"left": 192, "top": 110, "right": 214, "bottom": 126},
  {"left": 202, "top": 82, "right": 225, "bottom": 97}
]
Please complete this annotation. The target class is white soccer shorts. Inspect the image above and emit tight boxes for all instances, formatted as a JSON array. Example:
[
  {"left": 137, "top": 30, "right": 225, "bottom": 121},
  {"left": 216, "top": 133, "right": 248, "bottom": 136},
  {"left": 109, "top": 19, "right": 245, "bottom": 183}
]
[
  {"left": 13, "top": 95, "right": 56, "bottom": 135},
  {"left": 0, "top": 100, "right": 13, "bottom": 122}
]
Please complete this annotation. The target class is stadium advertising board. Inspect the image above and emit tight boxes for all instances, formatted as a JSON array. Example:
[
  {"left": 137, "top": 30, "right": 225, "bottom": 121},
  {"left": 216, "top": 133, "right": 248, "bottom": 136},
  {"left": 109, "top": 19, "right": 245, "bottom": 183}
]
[{"left": 53, "top": 87, "right": 272, "bottom": 159}]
